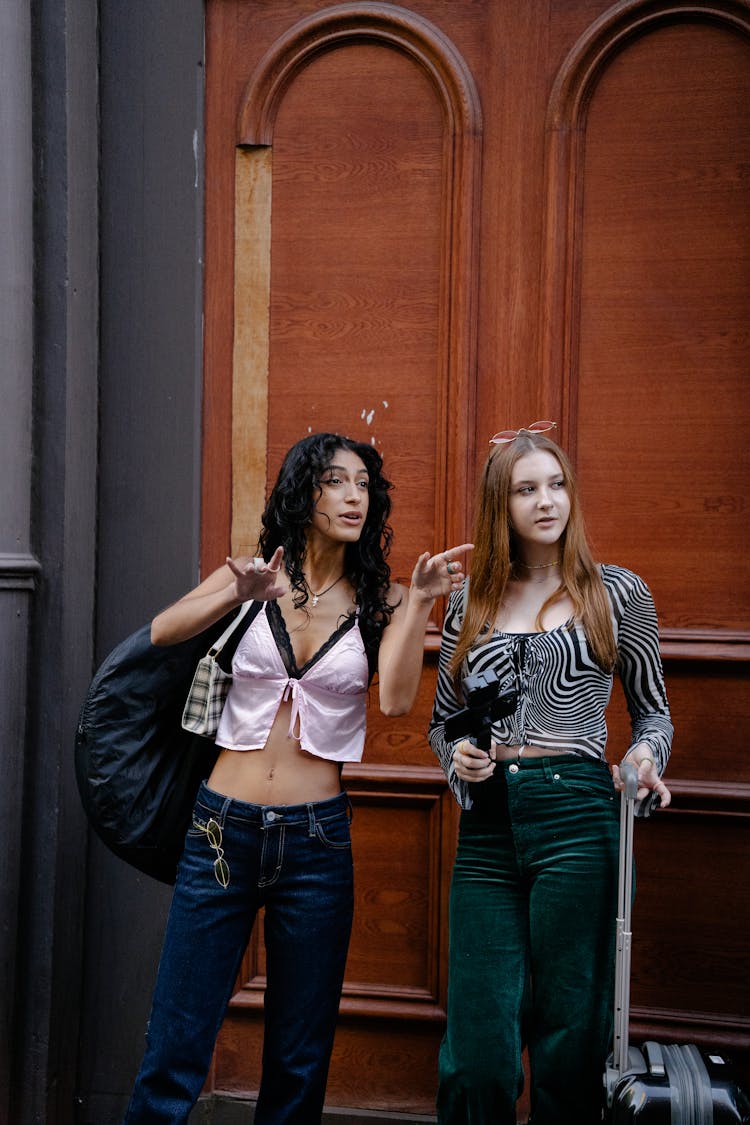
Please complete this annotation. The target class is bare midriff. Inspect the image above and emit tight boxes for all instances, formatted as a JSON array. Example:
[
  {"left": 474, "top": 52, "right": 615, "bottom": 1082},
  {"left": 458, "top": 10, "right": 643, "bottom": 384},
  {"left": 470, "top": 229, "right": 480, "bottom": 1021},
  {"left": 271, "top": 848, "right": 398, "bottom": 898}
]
[
  {"left": 492, "top": 744, "right": 575, "bottom": 761},
  {"left": 207, "top": 697, "right": 343, "bottom": 807}
]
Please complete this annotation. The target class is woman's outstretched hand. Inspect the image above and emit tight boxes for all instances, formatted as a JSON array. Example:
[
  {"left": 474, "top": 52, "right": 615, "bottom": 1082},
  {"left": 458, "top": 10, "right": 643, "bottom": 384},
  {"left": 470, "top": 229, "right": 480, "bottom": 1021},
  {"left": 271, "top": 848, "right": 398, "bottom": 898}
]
[
  {"left": 226, "top": 546, "right": 286, "bottom": 603},
  {"left": 410, "top": 543, "right": 474, "bottom": 601}
]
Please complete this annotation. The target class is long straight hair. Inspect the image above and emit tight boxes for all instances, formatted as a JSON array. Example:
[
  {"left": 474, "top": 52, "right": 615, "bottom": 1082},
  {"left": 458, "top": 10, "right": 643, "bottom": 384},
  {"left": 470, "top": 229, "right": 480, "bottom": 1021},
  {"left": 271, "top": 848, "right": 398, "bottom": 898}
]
[{"left": 449, "top": 432, "right": 617, "bottom": 688}]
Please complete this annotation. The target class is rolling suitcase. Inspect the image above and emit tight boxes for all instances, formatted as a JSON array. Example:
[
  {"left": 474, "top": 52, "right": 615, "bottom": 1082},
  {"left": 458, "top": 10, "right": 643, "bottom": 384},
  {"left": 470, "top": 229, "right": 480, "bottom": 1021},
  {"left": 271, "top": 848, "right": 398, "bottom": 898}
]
[{"left": 604, "top": 763, "right": 750, "bottom": 1122}]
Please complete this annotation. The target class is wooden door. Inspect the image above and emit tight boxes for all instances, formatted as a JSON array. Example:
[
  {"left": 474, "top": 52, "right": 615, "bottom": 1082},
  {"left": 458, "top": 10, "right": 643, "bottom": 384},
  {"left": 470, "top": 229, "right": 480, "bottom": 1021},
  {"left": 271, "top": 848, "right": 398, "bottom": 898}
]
[{"left": 202, "top": 1, "right": 750, "bottom": 1115}]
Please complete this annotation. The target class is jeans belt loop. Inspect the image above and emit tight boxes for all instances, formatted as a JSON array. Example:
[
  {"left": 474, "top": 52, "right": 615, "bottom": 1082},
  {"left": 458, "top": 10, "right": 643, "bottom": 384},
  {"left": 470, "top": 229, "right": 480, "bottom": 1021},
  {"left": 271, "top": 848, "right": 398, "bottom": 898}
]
[
  {"left": 306, "top": 802, "right": 316, "bottom": 837},
  {"left": 218, "top": 796, "right": 232, "bottom": 828}
]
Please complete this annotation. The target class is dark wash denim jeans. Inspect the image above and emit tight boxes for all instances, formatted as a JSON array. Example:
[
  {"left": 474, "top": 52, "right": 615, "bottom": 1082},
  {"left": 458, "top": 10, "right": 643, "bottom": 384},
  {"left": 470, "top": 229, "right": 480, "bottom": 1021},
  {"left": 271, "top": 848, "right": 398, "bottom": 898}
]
[
  {"left": 437, "top": 756, "right": 620, "bottom": 1125},
  {"left": 124, "top": 783, "right": 354, "bottom": 1125}
]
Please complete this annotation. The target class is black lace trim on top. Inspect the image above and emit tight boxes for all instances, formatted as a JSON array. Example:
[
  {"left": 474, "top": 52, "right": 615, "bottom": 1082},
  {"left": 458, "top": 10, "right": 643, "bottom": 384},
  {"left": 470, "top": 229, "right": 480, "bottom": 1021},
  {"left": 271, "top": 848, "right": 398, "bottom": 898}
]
[{"left": 266, "top": 598, "right": 357, "bottom": 679}]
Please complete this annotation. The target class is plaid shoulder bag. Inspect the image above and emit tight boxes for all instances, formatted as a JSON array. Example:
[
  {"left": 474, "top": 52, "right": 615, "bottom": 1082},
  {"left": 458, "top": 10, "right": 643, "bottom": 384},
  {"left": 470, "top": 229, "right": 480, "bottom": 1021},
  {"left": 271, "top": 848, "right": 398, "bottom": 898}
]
[{"left": 181, "top": 600, "right": 260, "bottom": 736}]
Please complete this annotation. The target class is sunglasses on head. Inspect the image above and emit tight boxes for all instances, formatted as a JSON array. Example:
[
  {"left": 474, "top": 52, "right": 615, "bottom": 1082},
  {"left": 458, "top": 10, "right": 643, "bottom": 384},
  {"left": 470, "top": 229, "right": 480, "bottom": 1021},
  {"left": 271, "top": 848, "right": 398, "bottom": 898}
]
[{"left": 489, "top": 420, "right": 557, "bottom": 445}]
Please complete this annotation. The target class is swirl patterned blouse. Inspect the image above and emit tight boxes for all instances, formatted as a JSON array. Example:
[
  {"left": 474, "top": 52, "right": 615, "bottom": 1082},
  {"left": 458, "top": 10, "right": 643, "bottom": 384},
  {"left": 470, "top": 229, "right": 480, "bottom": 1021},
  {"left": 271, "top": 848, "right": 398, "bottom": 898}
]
[{"left": 428, "top": 564, "right": 673, "bottom": 809}]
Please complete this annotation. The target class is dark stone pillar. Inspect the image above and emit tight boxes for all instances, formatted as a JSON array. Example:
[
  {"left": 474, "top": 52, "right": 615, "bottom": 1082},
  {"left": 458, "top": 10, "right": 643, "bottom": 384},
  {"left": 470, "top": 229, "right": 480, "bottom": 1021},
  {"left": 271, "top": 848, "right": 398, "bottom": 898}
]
[
  {"left": 10, "top": 0, "right": 99, "bottom": 1121},
  {"left": 0, "top": 1, "right": 39, "bottom": 1119}
]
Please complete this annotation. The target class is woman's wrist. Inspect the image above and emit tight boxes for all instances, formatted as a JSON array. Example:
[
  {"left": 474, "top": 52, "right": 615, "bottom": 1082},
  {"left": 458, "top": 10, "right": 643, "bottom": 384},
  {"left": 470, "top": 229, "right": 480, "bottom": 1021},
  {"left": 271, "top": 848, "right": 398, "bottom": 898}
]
[{"left": 407, "top": 584, "right": 437, "bottom": 612}]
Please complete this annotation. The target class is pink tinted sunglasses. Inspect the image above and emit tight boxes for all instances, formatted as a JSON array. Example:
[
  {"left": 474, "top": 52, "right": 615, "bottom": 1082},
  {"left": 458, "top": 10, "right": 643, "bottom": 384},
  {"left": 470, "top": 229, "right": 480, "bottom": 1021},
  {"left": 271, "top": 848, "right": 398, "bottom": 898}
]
[{"left": 489, "top": 420, "right": 557, "bottom": 445}]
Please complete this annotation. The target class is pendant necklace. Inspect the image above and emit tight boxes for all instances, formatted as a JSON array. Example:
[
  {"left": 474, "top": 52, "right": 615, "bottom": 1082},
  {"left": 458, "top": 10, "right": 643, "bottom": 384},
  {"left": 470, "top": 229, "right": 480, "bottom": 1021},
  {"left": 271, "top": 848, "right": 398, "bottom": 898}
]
[{"left": 308, "top": 573, "right": 345, "bottom": 607}]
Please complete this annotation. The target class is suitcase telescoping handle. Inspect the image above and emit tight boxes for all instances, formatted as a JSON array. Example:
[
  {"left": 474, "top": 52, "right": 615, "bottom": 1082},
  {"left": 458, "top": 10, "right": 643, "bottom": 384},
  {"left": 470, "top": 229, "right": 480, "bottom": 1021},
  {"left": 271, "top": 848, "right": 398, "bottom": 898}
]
[{"left": 612, "top": 761, "right": 639, "bottom": 1076}]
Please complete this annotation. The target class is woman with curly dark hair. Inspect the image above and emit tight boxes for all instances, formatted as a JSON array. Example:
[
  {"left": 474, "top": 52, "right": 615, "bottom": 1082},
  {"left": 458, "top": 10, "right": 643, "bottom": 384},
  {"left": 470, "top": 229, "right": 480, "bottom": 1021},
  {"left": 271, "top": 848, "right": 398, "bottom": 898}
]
[{"left": 124, "top": 432, "right": 471, "bottom": 1125}]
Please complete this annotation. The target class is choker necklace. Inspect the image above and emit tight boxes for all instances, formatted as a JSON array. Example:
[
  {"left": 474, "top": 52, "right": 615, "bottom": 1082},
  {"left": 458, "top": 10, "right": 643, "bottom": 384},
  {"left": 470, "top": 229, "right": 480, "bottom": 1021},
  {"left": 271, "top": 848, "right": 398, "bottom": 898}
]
[
  {"left": 516, "top": 560, "right": 560, "bottom": 570},
  {"left": 307, "top": 573, "right": 345, "bottom": 607}
]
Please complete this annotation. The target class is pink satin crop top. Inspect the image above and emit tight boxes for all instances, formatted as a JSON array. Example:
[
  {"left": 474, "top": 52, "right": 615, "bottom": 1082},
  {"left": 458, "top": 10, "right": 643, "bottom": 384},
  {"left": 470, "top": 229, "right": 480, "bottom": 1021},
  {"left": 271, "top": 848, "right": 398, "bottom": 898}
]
[{"left": 215, "top": 600, "right": 369, "bottom": 762}]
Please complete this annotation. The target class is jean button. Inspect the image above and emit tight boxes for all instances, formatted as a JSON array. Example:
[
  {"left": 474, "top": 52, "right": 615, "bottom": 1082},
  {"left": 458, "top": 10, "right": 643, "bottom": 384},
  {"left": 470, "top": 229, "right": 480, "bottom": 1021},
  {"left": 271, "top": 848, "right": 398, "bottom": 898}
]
[
  {"left": 509, "top": 763, "right": 519, "bottom": 774},
  {"left": 266, "top": 810, "right": 278, "bottom": 822}
]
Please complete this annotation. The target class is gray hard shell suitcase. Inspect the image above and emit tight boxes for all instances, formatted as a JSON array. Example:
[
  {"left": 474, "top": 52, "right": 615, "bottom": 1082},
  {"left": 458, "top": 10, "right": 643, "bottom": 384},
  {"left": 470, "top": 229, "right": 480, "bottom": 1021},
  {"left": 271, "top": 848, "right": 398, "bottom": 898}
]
[{"left": 604, "top": 763, "right": 750, "bottom": 1123}]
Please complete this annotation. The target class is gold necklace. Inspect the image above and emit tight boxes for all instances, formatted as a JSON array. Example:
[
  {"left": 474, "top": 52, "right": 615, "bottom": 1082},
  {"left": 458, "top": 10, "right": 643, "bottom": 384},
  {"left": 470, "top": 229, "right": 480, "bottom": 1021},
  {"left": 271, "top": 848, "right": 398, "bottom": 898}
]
[
  {"left": 307, "top": 573, "right": 345, "bottom": 607},
  {"left": 516, "top": 560, "right": 560, "bottom": 570}
]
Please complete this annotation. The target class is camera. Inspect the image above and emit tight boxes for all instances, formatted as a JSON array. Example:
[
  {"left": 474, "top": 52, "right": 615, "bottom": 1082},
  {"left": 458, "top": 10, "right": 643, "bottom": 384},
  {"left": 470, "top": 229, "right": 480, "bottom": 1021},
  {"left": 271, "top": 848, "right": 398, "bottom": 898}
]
[{"left": 443, "top": 669, "right": 517, "bottom": 752}]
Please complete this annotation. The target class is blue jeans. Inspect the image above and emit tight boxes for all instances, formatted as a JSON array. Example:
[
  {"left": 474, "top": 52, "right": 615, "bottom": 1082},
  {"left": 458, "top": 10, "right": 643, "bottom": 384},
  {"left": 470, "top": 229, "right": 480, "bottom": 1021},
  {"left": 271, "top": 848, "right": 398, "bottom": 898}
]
[
  {"left": 437, "top": 756, "right": 620, "bottom": 1125},
  {"left": 124, "top": 783, "right": 354, "bottom": 1124}
]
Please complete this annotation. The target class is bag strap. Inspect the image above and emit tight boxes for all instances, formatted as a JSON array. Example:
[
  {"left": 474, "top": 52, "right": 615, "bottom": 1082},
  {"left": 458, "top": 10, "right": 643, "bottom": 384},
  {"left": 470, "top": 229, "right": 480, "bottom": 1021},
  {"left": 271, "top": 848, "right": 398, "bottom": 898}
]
[
  {"left": 208, "top": 599, "right": 264, "bottom": 670},
  {"left": 207, "top": 600, "right": 253, "bottom": 656},
  {"left": 220, "top": 599, "right": 263, "bottom": 667}
]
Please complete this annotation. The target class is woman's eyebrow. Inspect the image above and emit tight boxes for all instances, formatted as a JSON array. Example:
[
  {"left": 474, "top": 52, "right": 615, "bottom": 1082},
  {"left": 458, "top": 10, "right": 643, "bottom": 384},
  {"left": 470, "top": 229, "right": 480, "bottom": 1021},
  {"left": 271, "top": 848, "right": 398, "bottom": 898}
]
[
  {"left": 513, "top": 473, "right": 563, "bottom": 485},
  {"left": 325, "top": 463, "right": 369, "bottom": 476}
]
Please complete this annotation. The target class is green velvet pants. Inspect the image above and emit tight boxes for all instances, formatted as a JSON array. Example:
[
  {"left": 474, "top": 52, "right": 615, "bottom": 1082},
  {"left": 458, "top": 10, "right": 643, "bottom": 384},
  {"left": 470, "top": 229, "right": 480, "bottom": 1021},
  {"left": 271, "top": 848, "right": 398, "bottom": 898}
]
[{"left": 437, "top": 755, "right": 620, "bottom": 1125}]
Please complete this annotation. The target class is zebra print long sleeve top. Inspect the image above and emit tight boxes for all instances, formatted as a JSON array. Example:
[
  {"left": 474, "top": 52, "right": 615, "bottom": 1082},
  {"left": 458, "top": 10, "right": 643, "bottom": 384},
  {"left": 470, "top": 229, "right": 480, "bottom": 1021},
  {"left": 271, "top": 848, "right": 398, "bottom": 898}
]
[{"left": 428, "top": 564, "right": 673, "bottom": 809}]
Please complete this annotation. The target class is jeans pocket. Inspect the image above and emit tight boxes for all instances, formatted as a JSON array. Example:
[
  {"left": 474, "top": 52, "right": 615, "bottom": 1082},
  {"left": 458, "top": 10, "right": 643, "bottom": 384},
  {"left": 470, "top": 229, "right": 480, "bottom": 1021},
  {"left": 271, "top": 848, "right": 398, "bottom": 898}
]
[
  {"left": 315, "top": 813, "right": 352, "bottom": 851},
  {"left": 549, "top": 766, "right": 615, "bottom": 803},
  {"left": 187, "top": 813, "right": 212, "bottom": 838}
]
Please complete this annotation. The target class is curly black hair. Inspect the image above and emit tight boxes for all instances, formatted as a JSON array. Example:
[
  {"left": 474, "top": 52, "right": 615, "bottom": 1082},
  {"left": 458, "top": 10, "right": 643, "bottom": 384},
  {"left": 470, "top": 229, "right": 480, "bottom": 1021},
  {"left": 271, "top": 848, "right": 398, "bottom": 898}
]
[{"left": 257, "top": 433, "right": 396, "bottom": 663}]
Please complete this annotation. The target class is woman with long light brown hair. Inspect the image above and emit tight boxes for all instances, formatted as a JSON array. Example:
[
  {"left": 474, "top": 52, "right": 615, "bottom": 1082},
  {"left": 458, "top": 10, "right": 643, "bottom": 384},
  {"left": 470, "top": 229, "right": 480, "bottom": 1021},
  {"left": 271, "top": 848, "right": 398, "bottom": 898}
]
[{"left": 429, "top": 422, "right": 672, "bottom": 1125}]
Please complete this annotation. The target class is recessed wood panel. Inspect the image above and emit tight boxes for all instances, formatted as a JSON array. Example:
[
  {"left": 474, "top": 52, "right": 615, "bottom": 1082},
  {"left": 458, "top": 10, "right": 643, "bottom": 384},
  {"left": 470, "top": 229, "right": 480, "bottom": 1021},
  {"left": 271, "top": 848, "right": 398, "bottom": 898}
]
[
  {"left": 346, "top": 794, "right": 441, "bottom": 996},
  {"left": 631, "top": 811, "right": 750, "bottom": 1025},
  {"left": 325, "top": 1017, "right": 441, "bottom": 1113},
  {"left": 573, "top": 21, "right": 750, "bottom": 633},
  {"left": 266, "top": 43, "right": 443, "bottom": 584}
]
